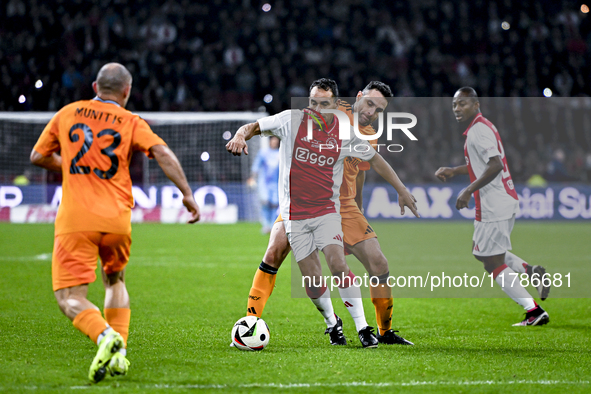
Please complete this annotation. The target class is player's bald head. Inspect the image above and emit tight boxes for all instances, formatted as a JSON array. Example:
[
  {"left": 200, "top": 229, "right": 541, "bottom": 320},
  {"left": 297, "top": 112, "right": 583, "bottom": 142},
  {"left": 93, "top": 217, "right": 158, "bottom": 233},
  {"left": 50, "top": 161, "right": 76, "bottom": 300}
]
[
  {"left": 95, "top": 63, "right": 132, "bottom": 95},
  {"left": 454, "top": 86, "right": 478, "bottom": 103}
]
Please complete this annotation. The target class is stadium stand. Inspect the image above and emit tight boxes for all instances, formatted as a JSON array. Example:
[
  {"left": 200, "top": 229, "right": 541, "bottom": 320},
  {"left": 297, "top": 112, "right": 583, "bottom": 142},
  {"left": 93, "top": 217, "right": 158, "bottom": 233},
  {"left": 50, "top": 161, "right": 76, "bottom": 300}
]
[{"left": 1, "top": 0, "right": 590, "bottom": 183}]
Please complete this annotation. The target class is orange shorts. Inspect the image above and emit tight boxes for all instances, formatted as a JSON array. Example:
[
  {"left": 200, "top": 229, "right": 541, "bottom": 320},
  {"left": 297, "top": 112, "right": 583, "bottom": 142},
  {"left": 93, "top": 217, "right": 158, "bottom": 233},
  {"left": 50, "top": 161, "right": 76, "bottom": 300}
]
[
  {"left": 275, "top": 214, "right": 283, "bottom": 223},
  {"left": 52, "top": 232, "right": 131, "bottom": 291},
  {"left": 342, "top": 208, "right": 377, "bottom": 247}
]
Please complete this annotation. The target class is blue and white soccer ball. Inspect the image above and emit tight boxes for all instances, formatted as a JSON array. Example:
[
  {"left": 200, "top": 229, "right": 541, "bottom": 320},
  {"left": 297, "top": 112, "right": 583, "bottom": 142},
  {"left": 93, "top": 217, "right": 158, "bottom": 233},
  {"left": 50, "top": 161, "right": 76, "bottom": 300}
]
[{"left": 231, "top": 316, "right": 270, "bottom": 351}]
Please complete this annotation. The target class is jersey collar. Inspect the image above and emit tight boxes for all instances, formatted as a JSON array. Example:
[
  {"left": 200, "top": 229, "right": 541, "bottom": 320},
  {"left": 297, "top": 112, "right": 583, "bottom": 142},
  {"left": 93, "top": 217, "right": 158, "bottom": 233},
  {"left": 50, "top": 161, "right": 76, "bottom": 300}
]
[
  {"left": 463, "top": 113, "right": 483, "bottom": 136},
  {"left": 93, "top": 96, "right": 121, "bottom": 107},
  {"left": 303, "top": 108, "right": 338, "bottom": 135}
]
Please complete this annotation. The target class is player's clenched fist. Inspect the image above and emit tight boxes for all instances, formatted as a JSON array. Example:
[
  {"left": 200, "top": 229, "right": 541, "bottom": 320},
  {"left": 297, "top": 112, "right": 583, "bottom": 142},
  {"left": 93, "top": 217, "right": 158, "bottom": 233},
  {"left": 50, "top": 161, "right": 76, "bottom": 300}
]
[
  {"left": 455, "top": 187, "right": 472, "bottom": 210},
  {"left": 226, "top": 134, "right": 248, "bottom": 156},
  {"left": 435, "top": 167, "right": 454, "bottom": 182},
  {"left": 226, "top": 122, "right": 261, "bottom": 156},
  {"left": 183, "top": 195, "right": 201, "bottom": 223}
]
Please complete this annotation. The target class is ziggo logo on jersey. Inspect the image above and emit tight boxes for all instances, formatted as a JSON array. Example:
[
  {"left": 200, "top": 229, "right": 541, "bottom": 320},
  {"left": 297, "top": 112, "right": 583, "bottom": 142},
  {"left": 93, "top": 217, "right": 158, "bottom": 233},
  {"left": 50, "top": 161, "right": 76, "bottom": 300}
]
[{"left": 295, "top": 147, "right": 336, "bottom": 166}]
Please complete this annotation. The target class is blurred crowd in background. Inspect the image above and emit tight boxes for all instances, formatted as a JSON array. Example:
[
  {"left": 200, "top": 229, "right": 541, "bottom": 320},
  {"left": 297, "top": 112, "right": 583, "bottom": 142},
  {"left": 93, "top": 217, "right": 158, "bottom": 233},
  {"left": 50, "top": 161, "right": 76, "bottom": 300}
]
[{"left": 1, "top": 0, "right": 590, "bottom": 183}]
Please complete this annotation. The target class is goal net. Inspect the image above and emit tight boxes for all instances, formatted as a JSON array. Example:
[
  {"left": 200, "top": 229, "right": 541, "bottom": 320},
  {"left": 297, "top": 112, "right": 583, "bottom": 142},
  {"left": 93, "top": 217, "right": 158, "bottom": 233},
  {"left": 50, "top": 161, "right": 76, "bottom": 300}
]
[{"left": 0, "top": 111, "right": 267, "bottom": 222}]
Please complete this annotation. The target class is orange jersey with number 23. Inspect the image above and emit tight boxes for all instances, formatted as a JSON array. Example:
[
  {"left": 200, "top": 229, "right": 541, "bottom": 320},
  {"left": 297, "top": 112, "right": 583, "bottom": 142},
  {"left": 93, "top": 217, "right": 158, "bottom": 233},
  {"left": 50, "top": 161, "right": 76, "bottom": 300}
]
[{"left": 33, "top": 98, "right": 165, "bottom": 235}]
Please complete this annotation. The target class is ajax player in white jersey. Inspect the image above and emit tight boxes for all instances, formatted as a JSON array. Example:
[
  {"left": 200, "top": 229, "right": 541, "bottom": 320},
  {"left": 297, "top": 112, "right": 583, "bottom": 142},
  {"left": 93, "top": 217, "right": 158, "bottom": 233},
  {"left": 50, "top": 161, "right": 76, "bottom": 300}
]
[
  {"left": 227, "top": 79, "right": 419, "bottom": 347},
  {"left": 436, "top": 87, "right": 550, "bottom": 326}
]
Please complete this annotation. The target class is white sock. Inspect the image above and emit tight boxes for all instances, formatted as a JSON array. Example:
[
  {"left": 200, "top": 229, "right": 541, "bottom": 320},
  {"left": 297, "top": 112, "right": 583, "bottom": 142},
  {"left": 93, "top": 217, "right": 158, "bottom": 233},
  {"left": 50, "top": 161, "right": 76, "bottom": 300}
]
[
  {"left": 309, "top": 287, "right": 337, "bottom": 328},
  {"left": 494, "top": 265, "right": 536, "bottom": 311},
  {"left": 338, "top": 275, "right": 368, "bottom": 332},
  {"left": 118, "top": 348, "right": 127, "bottom": 356},
  {"left": 505, "top": 251, "right": 529, "bottom": 274},
  {"left": 96, "top": 326, "right": 113, "bottom": 345}
]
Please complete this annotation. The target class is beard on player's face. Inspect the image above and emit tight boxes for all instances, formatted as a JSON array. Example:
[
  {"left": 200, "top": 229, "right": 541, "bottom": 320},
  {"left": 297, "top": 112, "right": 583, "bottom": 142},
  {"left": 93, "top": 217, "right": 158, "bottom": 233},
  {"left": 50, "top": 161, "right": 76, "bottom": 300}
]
[
  {"left": 309, "top": 89, "right": 338, "bottom": 125},
  {"left": 358, "top": 113, "right": 371, "bottom": 126},
  {"left": 353, "top": 98, "right": 370, "bottom": 126},
  {"left": 355, "top": 92, "right": 387, "bottom": 126}
]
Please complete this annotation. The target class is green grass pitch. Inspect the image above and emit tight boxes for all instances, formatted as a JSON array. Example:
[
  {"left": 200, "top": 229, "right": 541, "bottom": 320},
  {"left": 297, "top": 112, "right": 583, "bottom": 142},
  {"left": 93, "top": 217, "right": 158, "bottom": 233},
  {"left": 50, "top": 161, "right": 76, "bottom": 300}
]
[{"left": 1, "top": 221, "right": 590, "bottom": 393}]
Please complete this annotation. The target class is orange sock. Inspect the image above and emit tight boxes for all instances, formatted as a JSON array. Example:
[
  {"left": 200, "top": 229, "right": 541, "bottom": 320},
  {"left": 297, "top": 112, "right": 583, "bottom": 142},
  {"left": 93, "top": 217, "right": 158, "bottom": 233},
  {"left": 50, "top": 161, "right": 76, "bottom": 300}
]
[
  {"left": 72, "top": 308, "right": 110, "bottom": 344},
  {"left": 370, "top": 284, "right": 393, "bottom": 336},
  {"left": 247, "top": 262, "right": 277, "bottom": 317},
  {"left": 104, "top": 308, "right": 131, "bottom": 346}
]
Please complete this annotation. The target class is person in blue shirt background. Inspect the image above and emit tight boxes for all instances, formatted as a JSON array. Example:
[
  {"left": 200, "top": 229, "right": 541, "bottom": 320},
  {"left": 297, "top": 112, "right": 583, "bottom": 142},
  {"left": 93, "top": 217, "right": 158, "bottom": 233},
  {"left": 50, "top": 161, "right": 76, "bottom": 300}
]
[{"left": 248, "top": 136, "right": 280, "bottom": 233}]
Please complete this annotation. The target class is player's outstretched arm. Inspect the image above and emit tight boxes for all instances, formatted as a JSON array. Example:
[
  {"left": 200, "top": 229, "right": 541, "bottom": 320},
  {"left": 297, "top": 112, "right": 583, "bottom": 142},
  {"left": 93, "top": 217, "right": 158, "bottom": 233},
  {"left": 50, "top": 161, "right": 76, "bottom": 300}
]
[
  {"left": 435, "top": 165, "right": 468, "bottom": 182},
  {"left": 151, "top": 144, "right": 200, "bottom": 223},
  {"left": 226, "top": 122, "right": 261, "bottom": 156},
  {"left": 30, "top": 150, "right": 62, "bottom": 173},
  {"left": 368, "top": 153, "right": 420, "bottom": 218},
  {"left": 456, "top": 156, "right": 503, "bottom": 210}
]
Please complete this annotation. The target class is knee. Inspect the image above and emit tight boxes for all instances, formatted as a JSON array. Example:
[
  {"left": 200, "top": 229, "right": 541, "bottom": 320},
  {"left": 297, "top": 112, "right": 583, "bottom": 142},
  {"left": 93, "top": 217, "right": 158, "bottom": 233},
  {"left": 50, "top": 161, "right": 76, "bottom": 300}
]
[
  {"left": 263, "top": 245, "right": 288, "bottom": 269},
  {"left": 55, "top": 298, "right": 69, "bottom": 316},
  {"left": 104, "top": 270, "right": 125, "bottom": 287},
  {"left": 327, "top": 259, "right": 349, "bottom": 277},
  {"left": 482, "top": 263, "right": 497, "bottom": 274},
  {"left": 367, "top": 255, "right": 388, "bottom": 277},
  {"left": 477, "top": 257, "right": 503, "bottom": 274},
  {"left": 473, "top": 255, "right": 489, "bottom": 271},
  {"left": 55, "top": 293, "right": 81, "bottom": 317}
]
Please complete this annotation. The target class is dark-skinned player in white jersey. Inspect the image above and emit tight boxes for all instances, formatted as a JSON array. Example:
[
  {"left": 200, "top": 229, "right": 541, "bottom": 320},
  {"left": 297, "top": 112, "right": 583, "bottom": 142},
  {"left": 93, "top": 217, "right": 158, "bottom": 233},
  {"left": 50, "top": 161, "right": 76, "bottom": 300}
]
[{"left": 435, "top": 87, "right": 550, "bottom": 326}]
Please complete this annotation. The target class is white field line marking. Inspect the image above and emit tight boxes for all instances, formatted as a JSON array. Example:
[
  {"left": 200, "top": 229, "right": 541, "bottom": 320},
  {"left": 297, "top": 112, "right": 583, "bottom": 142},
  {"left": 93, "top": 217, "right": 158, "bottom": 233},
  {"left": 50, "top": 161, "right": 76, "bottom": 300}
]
[
  {"left": 0, "top": 253, "right": 51, "bottom": 262},
  {"left": 60, "top": 380, "right": 591, "bottom": 390}
]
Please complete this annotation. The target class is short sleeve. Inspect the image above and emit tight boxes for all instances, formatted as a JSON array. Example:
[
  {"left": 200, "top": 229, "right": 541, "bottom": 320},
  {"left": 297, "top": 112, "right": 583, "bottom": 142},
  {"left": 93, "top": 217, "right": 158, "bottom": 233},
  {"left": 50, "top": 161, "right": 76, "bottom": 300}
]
[
  {"left": 470, "top": 123, "right": 500, "bottom": 160},
  {"left": 33, "top": 112, "right": 61, "bottom": 156},
  {"left": 258, "top": 110, "right": 299, "bottom": 139},
  {"left": 349, "top": 112, "right": 376, "bottom": 169},
  {"left": 132, "top": 117, "right": 167, "bottom": 158},
  {"left": 358, "top": 161, "right": 371, "bottom": 171}
]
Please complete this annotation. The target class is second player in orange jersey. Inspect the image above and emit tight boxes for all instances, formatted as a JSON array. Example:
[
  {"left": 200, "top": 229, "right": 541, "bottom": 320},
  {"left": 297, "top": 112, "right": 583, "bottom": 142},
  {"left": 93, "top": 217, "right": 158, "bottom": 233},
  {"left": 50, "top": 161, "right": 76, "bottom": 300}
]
[{"left": 244, "top": 81, "right": 414, "bottom": 346}]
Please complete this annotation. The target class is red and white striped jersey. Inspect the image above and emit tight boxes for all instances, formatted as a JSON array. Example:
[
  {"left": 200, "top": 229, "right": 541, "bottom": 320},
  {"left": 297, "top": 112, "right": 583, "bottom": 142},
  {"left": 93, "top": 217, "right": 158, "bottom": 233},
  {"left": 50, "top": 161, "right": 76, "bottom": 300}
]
[
  {"left": 258, "top": 109, "right": 376, "bottom": 221},
  {"left": 463, "top": 113, "right": 519, "bottom": 222}
]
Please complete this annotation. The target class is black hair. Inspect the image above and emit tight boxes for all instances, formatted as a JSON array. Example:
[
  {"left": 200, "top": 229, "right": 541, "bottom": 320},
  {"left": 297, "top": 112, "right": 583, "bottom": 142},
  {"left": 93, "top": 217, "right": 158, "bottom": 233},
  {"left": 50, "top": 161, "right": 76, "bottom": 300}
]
[
  {"left": 309, "top": 78, "right": 339, "bottom": 98},
  {"left": 362, "top": 81, "right": 393, "bottom": 98},
  {"left": 456, "top": 86, "right": 479, "bottom": 99}
]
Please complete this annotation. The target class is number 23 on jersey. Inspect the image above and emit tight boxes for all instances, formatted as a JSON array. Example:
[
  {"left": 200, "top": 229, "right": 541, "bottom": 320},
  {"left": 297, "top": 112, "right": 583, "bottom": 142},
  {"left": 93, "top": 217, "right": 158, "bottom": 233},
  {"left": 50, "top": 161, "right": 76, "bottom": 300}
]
[{"left": 69, "top": 122, "right": 121, "bottom": 180}]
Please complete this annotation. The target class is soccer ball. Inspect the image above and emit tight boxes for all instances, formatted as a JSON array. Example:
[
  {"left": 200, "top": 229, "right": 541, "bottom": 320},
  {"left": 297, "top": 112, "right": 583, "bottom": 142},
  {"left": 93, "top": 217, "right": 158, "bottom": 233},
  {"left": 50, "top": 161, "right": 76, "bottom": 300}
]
[{"left": 231, "top": 316, "right": 270, "bottom": 351}]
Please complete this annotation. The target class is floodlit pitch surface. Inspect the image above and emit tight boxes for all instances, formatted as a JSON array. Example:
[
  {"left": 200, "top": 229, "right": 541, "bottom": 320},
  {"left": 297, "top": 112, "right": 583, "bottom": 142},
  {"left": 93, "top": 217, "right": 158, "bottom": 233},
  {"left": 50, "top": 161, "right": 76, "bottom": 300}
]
[{"left": 1, "top": 222, "right": 589, "bottom": 393}]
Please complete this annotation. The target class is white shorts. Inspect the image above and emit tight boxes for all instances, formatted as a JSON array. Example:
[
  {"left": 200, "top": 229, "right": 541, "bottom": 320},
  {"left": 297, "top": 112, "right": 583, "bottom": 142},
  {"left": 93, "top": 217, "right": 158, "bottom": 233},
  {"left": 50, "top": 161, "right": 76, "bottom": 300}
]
[
  {"left": 284, "top": 213, "right": 344, "bottom": 262},
  {"left": 472, "top": 214, "right": 515, "bottom": 257}
]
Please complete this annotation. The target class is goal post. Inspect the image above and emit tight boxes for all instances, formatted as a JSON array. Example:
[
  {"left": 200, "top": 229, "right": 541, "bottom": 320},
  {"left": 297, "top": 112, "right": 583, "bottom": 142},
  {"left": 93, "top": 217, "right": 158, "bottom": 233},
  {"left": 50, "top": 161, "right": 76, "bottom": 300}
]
[{"left": 0, "top": 111, "right": 267, "bottom": 223}]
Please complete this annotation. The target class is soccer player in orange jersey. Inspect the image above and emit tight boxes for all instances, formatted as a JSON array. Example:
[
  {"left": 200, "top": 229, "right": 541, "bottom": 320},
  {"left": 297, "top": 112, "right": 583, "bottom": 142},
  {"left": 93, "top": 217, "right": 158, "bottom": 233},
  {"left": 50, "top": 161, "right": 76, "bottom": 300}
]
[
  {"left": 30, "top": 63, "right": 200, "bottom": 383},
  {"left": 244, "top": 81, "right": 413, "bottom": 346}
]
